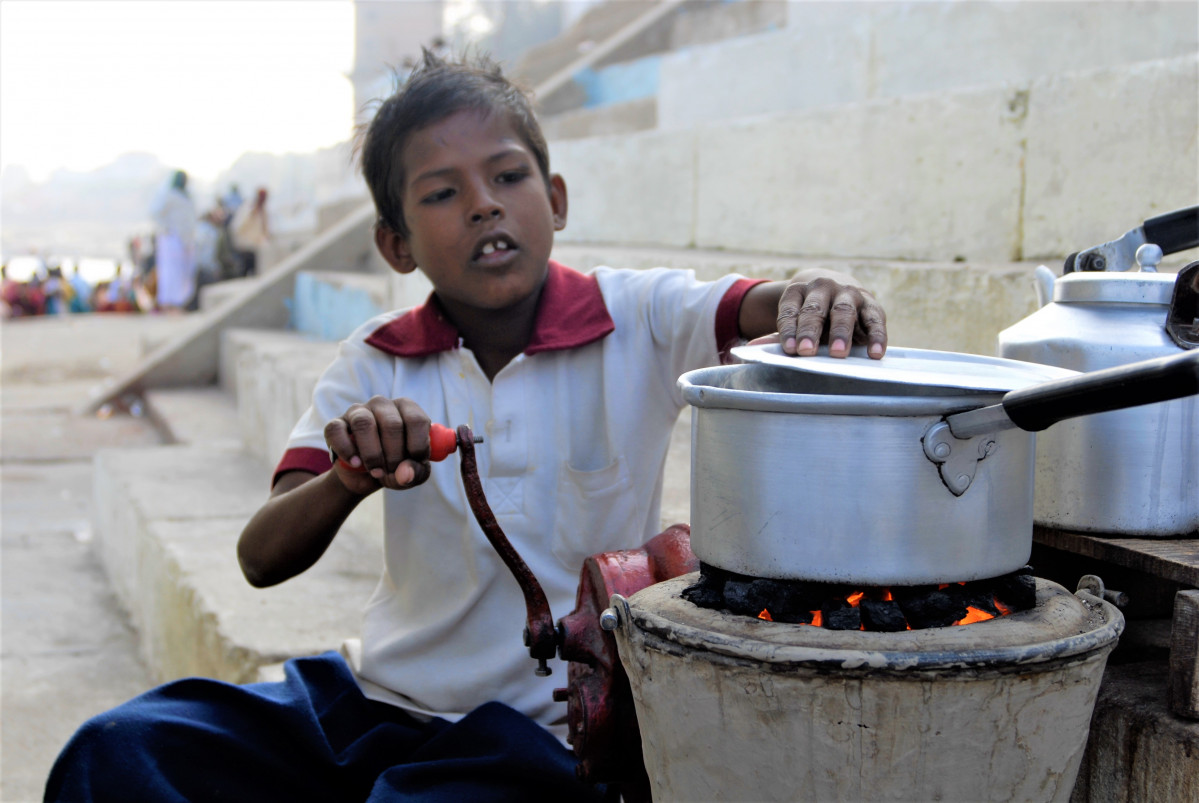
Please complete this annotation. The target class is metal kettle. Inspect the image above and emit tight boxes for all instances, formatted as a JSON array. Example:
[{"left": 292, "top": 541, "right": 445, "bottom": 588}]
[{"left": 998, "top": 206, "right": 1199, "bottom": 536}]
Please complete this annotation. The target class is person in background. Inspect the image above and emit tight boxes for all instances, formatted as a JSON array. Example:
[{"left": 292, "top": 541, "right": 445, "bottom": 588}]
[
  {"left": 97, "top": 264, "right": 139, "bottom": 313},
  {"left": 68, "top": 265, "right": 93, "bottom": 313},
  {"left": 1, "top": 265, "right": 15, "bottom": 318},
  {"left": 190, "top": 208, "right": 226, "bottom": 310},
  {"left": 21, "top": 275, "right": 47, "bottom": 316},
  {"left": 229, "top": 187, "right": 270, "bottom": 277},
  {"left": 149, "top": 170, "right": 197, "bottom": 312},
  {"left": 221, "top": 183, "right": 243, "bottom": 218},
  {"left": 43, "top": 267, "right": 66, "bottom": 315}
]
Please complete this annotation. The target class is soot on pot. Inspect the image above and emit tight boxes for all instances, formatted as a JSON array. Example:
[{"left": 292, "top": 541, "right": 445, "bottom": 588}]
[{"left": 681, "top": 563, "right": 1037, "bottom": 631}]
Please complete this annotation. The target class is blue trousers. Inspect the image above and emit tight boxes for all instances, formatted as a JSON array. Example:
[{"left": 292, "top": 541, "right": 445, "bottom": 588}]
[{"left": 45, "top": 652, "right": 606, "bottom": 802}]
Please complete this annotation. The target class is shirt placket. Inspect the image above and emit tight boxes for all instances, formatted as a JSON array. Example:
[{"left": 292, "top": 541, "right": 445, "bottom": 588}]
[{"left": 482, "top": 354, "right": 529, "bottom": 518}]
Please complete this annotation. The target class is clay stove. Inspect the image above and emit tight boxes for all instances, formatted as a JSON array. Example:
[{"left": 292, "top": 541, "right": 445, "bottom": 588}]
[{"left": 604, "top": 572, "right": 1122, "bottom": 802}]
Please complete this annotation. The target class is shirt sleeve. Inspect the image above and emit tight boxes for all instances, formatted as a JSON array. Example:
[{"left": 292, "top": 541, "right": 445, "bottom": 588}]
[
  {"left": 593, "top": 267, "right": 769, "bottom": 404},
  {"left": 271, "top": 314, "right": 402, "bottom": 487},
  {"left": 714, "top": 277, "right": 770, "bottom": 362}
]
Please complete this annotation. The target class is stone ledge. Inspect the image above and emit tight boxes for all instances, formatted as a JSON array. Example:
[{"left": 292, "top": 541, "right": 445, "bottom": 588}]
[
  {"left": 1073, "top": 660, "right": 1199, "bottom": 802},
  {"left": 91, "top": 444, "right": 379, "bottom": 684},
  {"left": 552, "top": 242, "right": 1044, "bottom": 356}
]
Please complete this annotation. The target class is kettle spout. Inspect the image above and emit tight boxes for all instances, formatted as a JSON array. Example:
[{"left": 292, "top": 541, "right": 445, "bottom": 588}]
[{"left": 1033, "top": 265, "right": 1056, "bottom": 308}]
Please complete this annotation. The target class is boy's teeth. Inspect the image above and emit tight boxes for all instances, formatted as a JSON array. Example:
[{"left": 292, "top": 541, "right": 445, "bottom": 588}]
[
  {"left": 496, "top": 241, "right": 508, "bottom": 250},
  {"left": 481, "top": 243, "right": 495, "bottom": 255}
]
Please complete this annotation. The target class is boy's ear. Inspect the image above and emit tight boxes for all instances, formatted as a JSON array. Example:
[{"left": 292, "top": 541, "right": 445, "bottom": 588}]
[
  {"left": 549, "top": 173, "right": 568, "bottom": 232},
  {"left": 374, "top": 225, "right": 418, "bottom": 275}
]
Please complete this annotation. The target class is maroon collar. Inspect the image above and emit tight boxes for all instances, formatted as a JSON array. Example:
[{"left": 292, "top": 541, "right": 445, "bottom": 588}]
[{"left": 365, "top": 260, "right": 615, "bottom": 358}]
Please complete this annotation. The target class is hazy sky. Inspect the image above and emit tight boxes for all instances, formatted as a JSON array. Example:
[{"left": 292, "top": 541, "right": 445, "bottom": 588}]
[{"left": 0, "top": 0, "right": 356, "bottom": 183}]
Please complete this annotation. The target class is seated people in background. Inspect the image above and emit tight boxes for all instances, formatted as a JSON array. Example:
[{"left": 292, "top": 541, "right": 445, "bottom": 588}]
[{"left": 229, "top": 188, "right": 270, "bottom": 277}]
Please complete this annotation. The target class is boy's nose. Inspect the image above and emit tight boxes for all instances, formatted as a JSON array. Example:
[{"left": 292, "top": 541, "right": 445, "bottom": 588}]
[
  {"left": 467, "top": 184, "right": 504, "bottom": 223},
  {"left": 470, "top": 206, "right": 503, "bottom": 223}
]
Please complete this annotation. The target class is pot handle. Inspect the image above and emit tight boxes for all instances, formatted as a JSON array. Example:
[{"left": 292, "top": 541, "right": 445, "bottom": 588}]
[{"left": 1001, "top": 350, "right": 1199, "bottom": 432}]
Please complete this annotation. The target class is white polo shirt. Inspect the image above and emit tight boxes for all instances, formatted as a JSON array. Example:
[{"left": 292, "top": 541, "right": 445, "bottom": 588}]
[{"left": 275, "top": 261, "right": 761, "bottom": 740}]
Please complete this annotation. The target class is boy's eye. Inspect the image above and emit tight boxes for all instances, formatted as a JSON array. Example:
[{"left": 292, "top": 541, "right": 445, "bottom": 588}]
[
  {"left": 421, "top": 188, "right": 455, "bottom": 204},
  {"left": 497, "top": 169, "right": 529, "bottom": 184}
]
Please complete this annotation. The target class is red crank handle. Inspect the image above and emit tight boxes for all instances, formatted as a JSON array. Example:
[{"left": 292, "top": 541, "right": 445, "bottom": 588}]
[{"left": 335, "top": 423, "right": 481, "bottom": 472}]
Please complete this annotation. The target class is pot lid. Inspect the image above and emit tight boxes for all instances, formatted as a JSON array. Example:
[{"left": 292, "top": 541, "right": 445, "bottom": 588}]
[
  {"left": 1053, "top": 270, "right": 1177, "bottom": 305},
  {"left": 731, "top": 344, "right": 1078, "bottom": 393}
]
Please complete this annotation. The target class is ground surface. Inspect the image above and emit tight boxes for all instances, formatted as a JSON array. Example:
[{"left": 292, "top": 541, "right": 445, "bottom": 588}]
[{"left": 1, "top": 313, "right": 188, "bottom": 803}]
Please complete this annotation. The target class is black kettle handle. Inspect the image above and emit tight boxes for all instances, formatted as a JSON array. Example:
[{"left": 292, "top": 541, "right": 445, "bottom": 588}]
[{"left": 1144, "top": 207, "right": 1199, "bottom": 255}]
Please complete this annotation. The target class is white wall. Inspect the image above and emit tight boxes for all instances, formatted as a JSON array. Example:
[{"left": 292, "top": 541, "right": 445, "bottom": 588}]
[
  {"left": 551, "top": 54, "right": 1198, "bottom": 263},
  {"left": 657, "top": 1, "right": 1198, "bottom": 131}
]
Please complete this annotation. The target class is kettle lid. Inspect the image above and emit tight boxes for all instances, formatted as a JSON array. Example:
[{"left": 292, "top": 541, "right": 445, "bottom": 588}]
[{"left": 1053, "top": 271, "right": 1176, "bottom": 305}]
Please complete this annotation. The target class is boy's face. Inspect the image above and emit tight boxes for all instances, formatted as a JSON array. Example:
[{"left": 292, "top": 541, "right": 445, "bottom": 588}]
[{"left": 376, "top": 108, "right": 566, "bottom": 314}]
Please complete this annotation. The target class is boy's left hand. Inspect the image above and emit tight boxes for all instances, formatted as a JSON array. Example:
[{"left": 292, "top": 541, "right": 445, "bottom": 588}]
[{"left": 774, "top": 270, "right": 887, "bottom": 359}]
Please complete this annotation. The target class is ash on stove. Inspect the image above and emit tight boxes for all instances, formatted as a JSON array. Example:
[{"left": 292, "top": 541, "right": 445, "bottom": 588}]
[{"left": 681, "top": 564, "right": 1037, "bottom": 631}]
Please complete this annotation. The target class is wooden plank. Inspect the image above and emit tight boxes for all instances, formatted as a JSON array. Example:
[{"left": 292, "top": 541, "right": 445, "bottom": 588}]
[
  {"left": 1169, "top": 590, "right": 1199, "bottom": 719},
  {"left": 1033, "top": 526, "right": 1199, "bottom": 587}
]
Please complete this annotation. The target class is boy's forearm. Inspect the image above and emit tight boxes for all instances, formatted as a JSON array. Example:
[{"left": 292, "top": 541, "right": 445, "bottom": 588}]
[
  {"left": 237, "top": 470, "right": 368, "bottom": 588},
  {"left": 738, "top": 281, "right": 786, "bottom": 340}
]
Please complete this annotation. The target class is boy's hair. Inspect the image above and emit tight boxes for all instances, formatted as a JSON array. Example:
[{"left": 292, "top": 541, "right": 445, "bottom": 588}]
[{"left": 358, "top": 49, "right": 549, "bottom": 239}]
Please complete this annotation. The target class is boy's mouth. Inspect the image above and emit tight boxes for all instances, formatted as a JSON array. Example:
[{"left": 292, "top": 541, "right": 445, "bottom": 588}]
[{"left": 473, "top": 234, "right": 518, "bottom": 263}]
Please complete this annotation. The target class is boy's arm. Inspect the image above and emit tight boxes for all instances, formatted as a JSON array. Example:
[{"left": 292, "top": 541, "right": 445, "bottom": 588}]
[
  {"left": 237, "top": 396, "right": 434, "bottom": 587},
  {"left": 738, "top": 268, "right": 887, "bottom": 359},
  {"left": 236, "top": 469, "right": 368, "bottom": 588}
]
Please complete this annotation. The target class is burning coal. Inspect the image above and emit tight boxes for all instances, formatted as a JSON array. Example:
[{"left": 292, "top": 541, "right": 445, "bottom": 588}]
[{"left": 681, "top": 564, "right": 1036, "bottom": 631}]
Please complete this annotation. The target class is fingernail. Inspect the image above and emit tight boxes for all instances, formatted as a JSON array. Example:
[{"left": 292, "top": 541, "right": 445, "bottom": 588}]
[
  {"left": 870, "top": 343, "right": 884, "bottom": 358},
  {"left": 396, "top": 464, "right": 415, "bottom": 486},
  {"left": 370, "top": 468, "right": 384, "bottom": 479},
  {"left": 784, "top": 337, "right": 797, "bottom": 353},
  {"left": 799, "top": 338, "right": 815, "bottom": 353},
  {"left": 832, "top": 339, "right": 847, "bottom": 354},
  {"left": 350, "top": 456, "right": 362, "bottom": 468}
]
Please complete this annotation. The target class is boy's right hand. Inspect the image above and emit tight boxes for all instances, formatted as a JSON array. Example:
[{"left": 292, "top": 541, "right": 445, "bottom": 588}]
[{"left": 324, "top": 397, "right": 433, "bottom": 494}]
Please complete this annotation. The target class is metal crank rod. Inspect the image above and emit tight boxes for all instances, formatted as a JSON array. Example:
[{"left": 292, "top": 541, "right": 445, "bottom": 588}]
[{"left": 454, "top": 424, "right": 559, "bottom": 676}]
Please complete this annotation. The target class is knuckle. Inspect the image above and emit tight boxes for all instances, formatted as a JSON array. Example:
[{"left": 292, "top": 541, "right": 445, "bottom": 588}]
[
  {"left": 378, "top": 418, "right": 406, "bottom": 440},
  {"left": 348, "top": 413, "right": 376, "bottom": 435}
]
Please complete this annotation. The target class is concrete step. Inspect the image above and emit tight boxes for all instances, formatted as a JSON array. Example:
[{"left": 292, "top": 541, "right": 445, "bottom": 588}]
[
  {"left": 91, "top": 440, "right": 382, "bottom": 685},
  {"left": 550, "top": 54, "right": 1197, "bottom": 269},
  {"left": 654, "top": 3, "right": 1195, "bottom": 133},
  {"left": 144, "top": 385, "right": 241, "bottom": 449},
  {"left": 219, "top": 328, "right": 340, "bottom": 464}
]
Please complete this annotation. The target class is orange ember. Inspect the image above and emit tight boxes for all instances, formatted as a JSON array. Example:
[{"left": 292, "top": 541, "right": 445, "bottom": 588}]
[
  {"left": 744, "top": 588, "right": 1016, "bottom": 630},
  {"left": 955, "top": 606, "right": 996, "bottom": 626}
]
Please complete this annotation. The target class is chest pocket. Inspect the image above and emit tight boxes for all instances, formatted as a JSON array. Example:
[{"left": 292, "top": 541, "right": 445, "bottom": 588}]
[
  {"left": 548, "top": 347, "right": 643, "bottom": 571},
  {"left": 551, "top": 457, "right": 639, "bottom": 571}
]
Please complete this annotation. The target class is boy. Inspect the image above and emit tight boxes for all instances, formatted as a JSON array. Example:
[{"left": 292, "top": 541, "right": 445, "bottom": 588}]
[{"left": 46, "top": 52, "right": 886, "bottom": 802}]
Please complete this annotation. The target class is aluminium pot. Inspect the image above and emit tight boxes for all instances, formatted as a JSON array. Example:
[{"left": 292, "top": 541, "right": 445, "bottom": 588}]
[{"left": 678, "top": 346, "right": 1199, "bottom": 585}]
